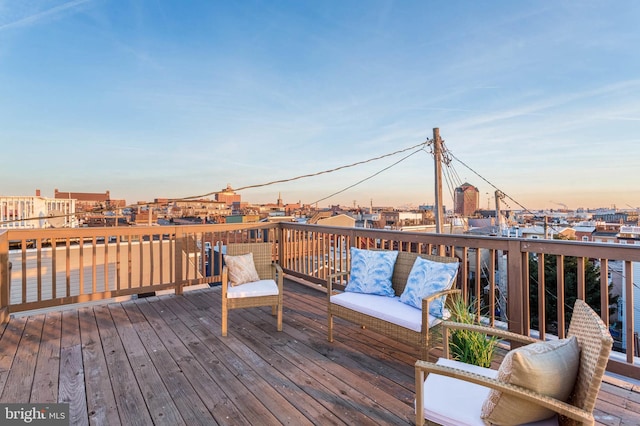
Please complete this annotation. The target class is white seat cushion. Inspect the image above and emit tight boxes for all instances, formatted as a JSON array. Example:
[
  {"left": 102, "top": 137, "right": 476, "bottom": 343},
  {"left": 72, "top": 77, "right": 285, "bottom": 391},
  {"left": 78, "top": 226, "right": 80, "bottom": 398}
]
[
  {"left": 226, "top": 279, "right": 279, "bottom": 299},
  {"left": 420, "top": 358, "right": 558, "bottom": 426},
  {"left": 330, "top": 292, "right": 442, "bottom": 332}
]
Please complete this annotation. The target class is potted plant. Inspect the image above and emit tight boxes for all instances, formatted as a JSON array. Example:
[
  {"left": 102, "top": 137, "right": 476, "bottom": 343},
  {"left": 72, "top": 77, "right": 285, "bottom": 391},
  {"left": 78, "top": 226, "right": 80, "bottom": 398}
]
[{"left": 447, "top": 294, "right": 499, "bottom": 368}]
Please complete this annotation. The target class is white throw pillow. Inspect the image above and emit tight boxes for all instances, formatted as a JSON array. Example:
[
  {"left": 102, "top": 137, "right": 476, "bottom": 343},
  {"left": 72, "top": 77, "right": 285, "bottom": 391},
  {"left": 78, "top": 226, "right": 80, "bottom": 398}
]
[
  {"left": 481, "top": 336, "right": 580, "bottom": 425},
  {"left": 225, "top": 253, "right": 260, "bottom": 286}
]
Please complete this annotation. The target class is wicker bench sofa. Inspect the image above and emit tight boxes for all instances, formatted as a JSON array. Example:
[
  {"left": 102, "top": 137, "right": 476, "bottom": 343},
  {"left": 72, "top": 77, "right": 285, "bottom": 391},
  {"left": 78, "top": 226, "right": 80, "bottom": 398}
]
[{"left": 327, "top": 250, "right": 460, "bottom": 360}]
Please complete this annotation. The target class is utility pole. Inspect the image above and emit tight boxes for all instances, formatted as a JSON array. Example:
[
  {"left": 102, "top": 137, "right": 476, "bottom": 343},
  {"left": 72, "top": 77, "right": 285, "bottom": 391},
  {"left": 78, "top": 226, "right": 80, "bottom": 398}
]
[
  {"left": 495, "top": 190, "right": 504, "bottom": 233},
  {"left": 433, "top": 128, "right": 444, "bottom": 234}
]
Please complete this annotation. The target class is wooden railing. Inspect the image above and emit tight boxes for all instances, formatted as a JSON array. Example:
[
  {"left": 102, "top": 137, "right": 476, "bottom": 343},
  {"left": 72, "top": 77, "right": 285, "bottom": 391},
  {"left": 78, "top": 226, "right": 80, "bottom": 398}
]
[
  {"left": 0, "top": 230, "right": 9, "bottom": 324},
  {"left": 278, "top": 223, "right": 640, "bottom": 379},
  {"left": 1, "top": 222, "right": 638, "bottom": 379},
  {"left": 3, "top": 224, "right": 278, "bottom": 313}
]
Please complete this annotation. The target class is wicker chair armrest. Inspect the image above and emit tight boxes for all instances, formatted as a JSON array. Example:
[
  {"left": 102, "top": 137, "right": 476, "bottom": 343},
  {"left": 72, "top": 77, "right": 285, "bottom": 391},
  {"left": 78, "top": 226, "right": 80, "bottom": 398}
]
[
  {"left": 424, "top": 288, "right": 461, "bottom": 302},
  {"left": 221, "top": 266, "right": 229, "bottom": 298},
  {"left": 420, "top": 288, "right": 461, "bottom": 305},
  {"left": 271, "top": 262, "right": 283, "bottom": 276},
  {"left": 420, "top": 289, "right": 461, "bottom": 324},
  {"left": 271, "top": 262, "right": 284, "bottom": 290},
  {"left": 327, "top": 271, "right": 349, "bottom": 294},
  {"left": 327, "top": 270, "right": 349, "bottom": 280},
  {"left": 441, "top": 321, "right": 539, "bottom": 345},
  {"left": 415, "top": 361, "right": 594, "bottom": 424}
]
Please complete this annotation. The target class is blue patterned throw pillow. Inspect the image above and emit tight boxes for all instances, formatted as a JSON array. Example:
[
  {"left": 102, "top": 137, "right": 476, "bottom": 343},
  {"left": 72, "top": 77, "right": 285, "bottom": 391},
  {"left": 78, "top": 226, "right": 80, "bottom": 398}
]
[
  {"left": 399, "top": 257, "right": 459, "bottom": 317},
  {"left": 344, "top": 248, "right": 399, "bottom": 296}
]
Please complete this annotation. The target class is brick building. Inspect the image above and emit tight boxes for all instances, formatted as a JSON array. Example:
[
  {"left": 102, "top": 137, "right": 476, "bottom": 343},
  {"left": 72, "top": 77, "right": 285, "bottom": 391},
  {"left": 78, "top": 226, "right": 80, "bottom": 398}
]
[
  {"left": 54, "top": 189, "right": 125, "bottom": 212},
  {"left": 454, "top": 182, "right": 479, "bottom": 217}
]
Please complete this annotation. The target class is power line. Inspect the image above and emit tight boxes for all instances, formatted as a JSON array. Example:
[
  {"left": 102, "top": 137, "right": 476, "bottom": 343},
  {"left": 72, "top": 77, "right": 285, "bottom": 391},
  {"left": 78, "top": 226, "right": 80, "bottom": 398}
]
[
  {"left": 445, "top": 149, "right": 531, "bottom": 213},
  {"left": 310, "top": 145, "right": 428, "bottom": 206},
  {"left": 443, "top": 145, "right": 569, "bottom": 234},
  {"left": 174, "top": 140, "right": 431, "bottom": 202}
]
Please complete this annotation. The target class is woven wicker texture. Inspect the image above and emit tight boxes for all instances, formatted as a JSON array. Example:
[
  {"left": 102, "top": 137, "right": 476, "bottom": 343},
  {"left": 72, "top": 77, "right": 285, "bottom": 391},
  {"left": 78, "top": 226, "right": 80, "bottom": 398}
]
[
  {"left": 328, "top": 250, "right": 459, "bottom": 360},
  {"left": 226, "top": 242, "right": 274, "bottom": 279},
  {"left": 566, "top": 299, "right": 614, "bottom": 421},
  {"left": 221, "top": 242, "right": 283, "bottom": 336},
  {"left": 415, "top": 298, "right": 614, "bottom": 426}
]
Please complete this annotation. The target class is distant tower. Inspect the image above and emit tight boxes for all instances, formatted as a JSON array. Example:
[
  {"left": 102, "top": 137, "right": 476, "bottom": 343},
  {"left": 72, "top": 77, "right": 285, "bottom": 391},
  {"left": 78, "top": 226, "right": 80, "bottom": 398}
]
[
  {"left": 277, "top": 192, "right": 283, "bottom": 207},
  {"left": 454, "top": 182, "right": 479, "bottom": 216}
]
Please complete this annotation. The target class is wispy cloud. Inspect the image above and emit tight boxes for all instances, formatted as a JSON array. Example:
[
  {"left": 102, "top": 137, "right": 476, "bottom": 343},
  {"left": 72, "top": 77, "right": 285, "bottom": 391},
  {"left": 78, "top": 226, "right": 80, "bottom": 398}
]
[
  {"left": 452, "top": 79, "right": 640, "bottom": 131},
  {"left": 0, "top": 0, "right": 90, "bottom": 31}
]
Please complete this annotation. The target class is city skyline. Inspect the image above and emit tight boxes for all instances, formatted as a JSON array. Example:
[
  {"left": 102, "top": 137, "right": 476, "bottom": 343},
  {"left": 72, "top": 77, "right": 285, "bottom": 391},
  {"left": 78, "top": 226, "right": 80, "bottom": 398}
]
[{"left": 2, "top": 1, "right": 639, "bottom": 210}]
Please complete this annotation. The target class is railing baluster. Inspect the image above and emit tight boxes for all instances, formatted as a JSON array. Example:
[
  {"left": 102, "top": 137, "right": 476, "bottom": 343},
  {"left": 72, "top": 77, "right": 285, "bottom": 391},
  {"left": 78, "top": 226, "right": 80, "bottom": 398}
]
[
  {"left": 624, "top": 261, "right": 634, "bottom": 363},
  {"left": 600, "top": 258, "right": 609, "bottom": 329},
  {"left": 37, "top": 238, "right": 42, "bottom": 302},
  {"left": 538, "top": 253, "right": 546, "bottom": 340},
  {"left": 557, "top": 255, "right": 565, "bottom": 338},
  {"left": 66, "top": 238, "right": 71, "bottom": 297},
  {"left": 21, "top": 242, "right": 27, "bottom": 303},
  {"left": 92, "top": 236, "right": 97, "bottom": 294}
]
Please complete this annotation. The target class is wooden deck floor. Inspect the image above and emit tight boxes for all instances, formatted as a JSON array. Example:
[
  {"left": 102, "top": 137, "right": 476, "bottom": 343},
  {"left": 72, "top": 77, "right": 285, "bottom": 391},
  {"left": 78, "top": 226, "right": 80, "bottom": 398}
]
[{"left": 0, "top": 280, "right": 639, "bottom": 425}]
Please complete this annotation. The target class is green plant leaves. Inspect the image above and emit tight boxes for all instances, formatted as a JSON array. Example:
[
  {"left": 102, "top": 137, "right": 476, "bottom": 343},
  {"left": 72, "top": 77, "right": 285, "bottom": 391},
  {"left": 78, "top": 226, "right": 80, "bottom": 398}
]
[{"left": 448, "top": 295, "right": 499, "bottom": 368}]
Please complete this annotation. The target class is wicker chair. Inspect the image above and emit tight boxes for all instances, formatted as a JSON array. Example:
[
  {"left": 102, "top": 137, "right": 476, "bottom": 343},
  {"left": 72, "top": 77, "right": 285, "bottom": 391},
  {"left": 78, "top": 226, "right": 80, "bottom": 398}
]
[
  {"left": 221, "top": 242, "right": 283, "bottom": 336},
  {"left": 415, "top": 299, "right": 613, "bottom": 426}
]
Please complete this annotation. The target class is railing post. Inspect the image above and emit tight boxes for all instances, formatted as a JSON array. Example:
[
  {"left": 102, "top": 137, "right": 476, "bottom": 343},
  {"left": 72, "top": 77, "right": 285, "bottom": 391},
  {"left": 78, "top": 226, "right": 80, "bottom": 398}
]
[
  {"left": 175, "top": 228, "right": 185, "bottom": 295},
  {"left": 506, "top": 239, "right": 525, "bottom": 336},
  {"left": 0, "top": 231, "right": 9, "bottom": 324}
]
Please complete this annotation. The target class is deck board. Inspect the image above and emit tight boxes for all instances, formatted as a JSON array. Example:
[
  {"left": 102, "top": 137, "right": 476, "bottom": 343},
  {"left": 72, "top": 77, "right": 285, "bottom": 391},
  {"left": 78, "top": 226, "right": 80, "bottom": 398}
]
[
  {"left": 135, "top": 296, "right": 255, "bottom": 424},
  {"left": 141, "top": 296, "right": 283, "bottom": 425},
  {"left": 2, "top": 315, "right": 43, "bottom": 402},
  {"left": 77, "top": 307, "right": 116, "bottom": 425},
  {"left": 31, "top": 312, "right": 61, "bottom": 403},
  {"left": 120, "top": 302, "right": 213, "bottom": 426},
  {"left": 109, "top": 304, "right": 185, "bottom": 426},
  {"left": 94, "top": 305, "right": 154, "bottom": 426},
  {"left": 60, "top": 310, "right": 90, "bottom": 426},
  {"left": 164, "top": 292, "right": 318, "bottom": 425},
  {"left": 0, "top": 279, "right": 638, "bottom": 425},
  {"left": 0, "top": 316, "right": 27, "bottom": 400}
]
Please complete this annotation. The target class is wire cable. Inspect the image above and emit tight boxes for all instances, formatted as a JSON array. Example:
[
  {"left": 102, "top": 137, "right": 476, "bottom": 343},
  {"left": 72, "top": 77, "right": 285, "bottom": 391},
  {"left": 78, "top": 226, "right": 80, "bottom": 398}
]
[
  {"left": 173, "top": 140, "right": 431, "bottom": 202},
  {"left": 309, "top": 145, "right": 427, "bottom": 206}
]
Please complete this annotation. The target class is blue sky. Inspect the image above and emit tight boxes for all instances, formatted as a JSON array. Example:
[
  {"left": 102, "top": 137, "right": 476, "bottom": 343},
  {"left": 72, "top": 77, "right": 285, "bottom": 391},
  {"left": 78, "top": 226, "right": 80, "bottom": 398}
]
[{"left": 1, "top": 1, "right": 639, "bottom": 211}]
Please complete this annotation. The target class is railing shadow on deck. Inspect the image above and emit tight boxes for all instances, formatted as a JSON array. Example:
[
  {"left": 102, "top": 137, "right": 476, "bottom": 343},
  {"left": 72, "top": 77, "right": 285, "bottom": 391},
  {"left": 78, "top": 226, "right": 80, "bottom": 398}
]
[{"left": 1, "top": 222, "right": 639, "bottom": 380}]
